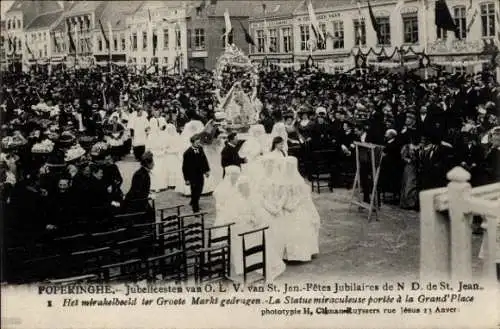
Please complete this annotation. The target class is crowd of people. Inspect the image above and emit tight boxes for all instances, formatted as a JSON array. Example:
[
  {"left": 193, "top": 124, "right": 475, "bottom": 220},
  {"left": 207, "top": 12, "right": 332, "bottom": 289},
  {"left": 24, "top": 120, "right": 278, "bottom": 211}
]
[{"left": 1, "top": 61, "right": 499, "bottom": 280}]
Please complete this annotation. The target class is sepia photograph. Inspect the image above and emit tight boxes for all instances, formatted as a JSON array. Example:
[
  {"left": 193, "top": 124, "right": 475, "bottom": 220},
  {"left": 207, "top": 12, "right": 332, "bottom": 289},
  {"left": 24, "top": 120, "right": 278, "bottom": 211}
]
[{"left": 0, "top": 0, "right": 499, "bottom": 328}]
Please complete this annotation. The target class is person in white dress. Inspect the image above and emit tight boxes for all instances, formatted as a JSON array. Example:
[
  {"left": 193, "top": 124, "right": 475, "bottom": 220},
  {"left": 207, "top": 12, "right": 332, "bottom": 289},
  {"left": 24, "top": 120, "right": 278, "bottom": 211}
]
[
  {"left": 281, "top": 156, "right": 320, "bottom": 261},
  {"left": 271, "top": 120, "right": 288, "bottom": 155},
  {"left": 162, "top": 123, "right": 183, "bottom": 188},
  {"left": 238, "top": 124, "right": 267, "bottom": 169},
  {"left": 147, "top": 114, "right": 168, "bottom": 192},
  {"left": 252, "top": 155, "right": 287, "bottom": 260},
  {"left": 213, "top": 165, "right": 241, "bottom": 226},
  {"left": 128, "top": 108, "right": 150, "bottom": 161},
  {"left": 225, "top": 175, "right": 286, "bottom": 280}
]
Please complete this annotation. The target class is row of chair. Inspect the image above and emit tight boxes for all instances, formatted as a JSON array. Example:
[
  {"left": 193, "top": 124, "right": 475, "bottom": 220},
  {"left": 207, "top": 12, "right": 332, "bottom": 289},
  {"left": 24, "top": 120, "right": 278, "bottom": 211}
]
[{"left": 5, "top": 200, "right": 270, "bottom": 285}]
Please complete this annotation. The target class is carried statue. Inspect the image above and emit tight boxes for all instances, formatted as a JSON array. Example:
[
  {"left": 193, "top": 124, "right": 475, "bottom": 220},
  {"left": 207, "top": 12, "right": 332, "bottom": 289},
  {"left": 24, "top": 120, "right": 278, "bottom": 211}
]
[{"left": 213, "top": 44, "right": 262, "bottom": 132}]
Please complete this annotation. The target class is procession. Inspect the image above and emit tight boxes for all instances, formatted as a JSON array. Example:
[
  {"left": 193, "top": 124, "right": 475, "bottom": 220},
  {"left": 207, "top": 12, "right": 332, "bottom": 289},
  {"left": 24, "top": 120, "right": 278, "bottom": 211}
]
[{"left": 1, "top": 0, "right": 499, "bottom": 285}]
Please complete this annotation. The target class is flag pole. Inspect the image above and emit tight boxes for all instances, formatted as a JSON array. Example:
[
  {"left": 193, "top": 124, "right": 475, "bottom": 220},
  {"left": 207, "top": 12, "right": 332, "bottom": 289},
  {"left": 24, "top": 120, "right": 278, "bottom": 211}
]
[{"left": 422, "top": 0, "right": 429, "bottom": 80}]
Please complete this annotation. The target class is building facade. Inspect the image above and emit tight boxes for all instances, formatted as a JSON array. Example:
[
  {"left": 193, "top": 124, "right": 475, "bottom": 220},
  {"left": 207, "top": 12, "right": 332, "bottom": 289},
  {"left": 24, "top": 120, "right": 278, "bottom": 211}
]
[
  {"left": 126, "top": 1, "right": 190, "bottom": 72},
  {"left": 249, "top": 0, "right": 499, "bottom": 73},
  {"left": 24, "top": 10, "right": 64, "bottom": 72}
]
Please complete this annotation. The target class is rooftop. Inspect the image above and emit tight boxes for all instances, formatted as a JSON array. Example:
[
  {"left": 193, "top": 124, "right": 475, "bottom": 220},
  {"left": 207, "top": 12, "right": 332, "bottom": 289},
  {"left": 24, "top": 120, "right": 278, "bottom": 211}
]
[
  {"left": 98, "top": 1, "right": 143, "bottom": 29},
  {"left": 25, "top": 10, "right": 63, "bottom": 31},
  {"left": 249, "top": 1, "right": 303, "bottom": 19},
  {"left": 6, "top": 0, "right": 62, "bottom": 14}
]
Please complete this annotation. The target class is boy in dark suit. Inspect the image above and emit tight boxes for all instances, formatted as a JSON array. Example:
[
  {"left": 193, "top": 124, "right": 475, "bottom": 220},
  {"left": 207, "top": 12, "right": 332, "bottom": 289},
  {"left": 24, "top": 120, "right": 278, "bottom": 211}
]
[{"left": 182, "top": 134, "right": 210, "bottom": 213}]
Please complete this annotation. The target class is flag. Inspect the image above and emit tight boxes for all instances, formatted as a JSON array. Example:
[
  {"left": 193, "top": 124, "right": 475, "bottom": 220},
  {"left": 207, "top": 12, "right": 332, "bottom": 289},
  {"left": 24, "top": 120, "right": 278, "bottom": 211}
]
[
  {"left": 67, "top": 20, "right": 76, "bottom": 54},
  {"left": 99, "top": 19, "right": 109, "bottom": 48},
  {"left": 147, "top": 9, "right": 153, "bottom": 51},
  {"left": 367, "top": 0, "right": 382, "bottom": 45},
  {"left": 25, "top": 40, "right": 34, "bottom": 58},
  {"left": 107, "top": 21, "right": 113, "bottom": 51},
  {"left": 435, "top": 0, "right": 459, "bottom": 38},
  {"left": 356, "top": 0, "right": 363, "bottom": 44},
  {"left": 239, "top": 21, "right": 255, "bottom": 45},
  {"left": 466, "top": 8, "right": 478, "bottom": 33},
  {"left": 307, "top": 0, "right": 324, "bottom": 42},
  {"left": 74, "top": 25, "right": 79, "bottom": 54},
  {"left": 223, "top": 9, "right": 232, "bottom": 45}
]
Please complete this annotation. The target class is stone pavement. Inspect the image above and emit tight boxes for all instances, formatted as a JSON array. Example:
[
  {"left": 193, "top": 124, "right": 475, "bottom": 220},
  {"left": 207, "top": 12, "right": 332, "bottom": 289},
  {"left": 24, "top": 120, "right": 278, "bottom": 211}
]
[{"left": 117, "top": 159, "right": 484, "bottom": 281}]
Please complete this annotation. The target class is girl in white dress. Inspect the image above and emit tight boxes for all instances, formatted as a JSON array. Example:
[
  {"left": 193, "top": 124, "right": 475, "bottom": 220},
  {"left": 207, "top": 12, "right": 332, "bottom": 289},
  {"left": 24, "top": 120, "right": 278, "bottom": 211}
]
[
  {"left": 147, "top": 117, "right": 167, "bottom": 192},
  {"left": 239, "top": 124, "right": 268, "bottom": 169},
  {"left": 253, "top": 155, "right": 287, "bottom": 260},
  {"left": 281, "top": 156, "right": 320, "bottom": 261},
  {"left": 270, "top": 121, "right": 288, "bottom": 155},
  {"left": 162, "top": 124, "right": 183, "bottom": 188},
  {"left": 213, "top": 165, "right": 241, "bottom": 222},
  {"left": 226, "top": 175, "right": 286, "bottom": 280}
]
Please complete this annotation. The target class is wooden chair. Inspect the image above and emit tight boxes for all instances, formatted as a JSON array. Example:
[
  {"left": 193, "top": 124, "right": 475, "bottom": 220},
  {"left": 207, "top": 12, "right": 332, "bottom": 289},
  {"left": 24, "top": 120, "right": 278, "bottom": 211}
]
[
  {"left": 47, "top": 274, "right": 100, "bottom": 285},
  {"left": 156, "top": 228, "right": 184, "bottom": 255},
  {"left": 309, "top": 149, "right": 335, "bottom": 193},
  {"left": 19, "top": 254, "right": 62, "bottom": 283},
  {"left": 157, "top": 204, "right": 184, "bottom": 222},
  {"left": 194, "top": 245, "right": 229, "bottom": 284},
  {"left": 64, "top": 246, "right": 115, "bottom": 278},
  {"left": 115, "top": 235, "right": 155, "bottom": 262},
  {"left": 99, "top": 258, "right": 144, "bottom": 282},
  {"left": 179, "top": 212, "right": 207, "bottom": 275},
  {"left": 51, "top": 233, "right": 88, "bottom": 253},
  {"left": 146, "top": 250, "right": 186, "bottom": 282},
  {"left": 206, "top": 222, "right": 235, "bottom": 276},
  {"left": 238, "top": 226, "right": 268, "bottom": 284},
  {"left": 89, "top": 228, "right": 128, "bottom": 248},
  {"left": 113, "top": 211, "right": 149, "bottom": 227}
]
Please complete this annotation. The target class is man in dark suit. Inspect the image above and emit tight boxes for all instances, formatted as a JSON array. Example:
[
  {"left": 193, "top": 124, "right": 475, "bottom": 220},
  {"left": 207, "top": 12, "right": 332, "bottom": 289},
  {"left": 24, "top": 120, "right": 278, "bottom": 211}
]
[
  {"left": 124, "top": 151, "right": 155, "bottom": 222},
  {"left": 182, "top": 134, "right": 210, "bottom": 213},
  {"left": 221, "top": 132, "right": 246, "bottom": 177}
]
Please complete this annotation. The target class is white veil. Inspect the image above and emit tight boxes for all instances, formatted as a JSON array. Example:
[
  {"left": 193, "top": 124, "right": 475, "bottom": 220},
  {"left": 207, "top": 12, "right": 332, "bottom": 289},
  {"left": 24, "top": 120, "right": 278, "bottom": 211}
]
[
  {"left": 179, "top": 120, "right": 204, "bottom": 151},
  {"left": 239, "top": 124, "right": 266, "bottom": 161}
]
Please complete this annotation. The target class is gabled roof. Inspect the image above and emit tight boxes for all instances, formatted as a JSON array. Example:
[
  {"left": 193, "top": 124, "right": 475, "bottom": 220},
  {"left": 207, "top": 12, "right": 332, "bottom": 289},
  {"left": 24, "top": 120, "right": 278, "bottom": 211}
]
[
  {"left": 6, "top": 0, "right": 26, "bottom": 13},
  {"left": 25, "top": 10, "right": 63, "bottom": 31},
  {"left": 98, "top": 1, "right": 144, "bottom": 29},
  {"left": 249, "top": 1, "right": 303, "bottom": 20},
  {"left": 187, "top": 0, "right": 288, "bottom": 18},
  {"left": 65, "top": 1, "right": 106, "bottom": 17},
  {"left": 132, "top": 1, "right": 195, "bottom": 15},
  {"left": 293, "top": 0, "right": 393, "bottom": 13}
]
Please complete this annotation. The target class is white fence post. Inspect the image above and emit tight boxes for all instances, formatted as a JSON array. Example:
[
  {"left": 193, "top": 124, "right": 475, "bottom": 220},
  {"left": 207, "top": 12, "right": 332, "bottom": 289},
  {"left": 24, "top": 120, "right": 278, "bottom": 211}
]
[
  {"left": 446, "top": 167, "right": 473, "bottom": 282},
  {"left": 420, "top": 188, "right": 451, "bottom": 280}
]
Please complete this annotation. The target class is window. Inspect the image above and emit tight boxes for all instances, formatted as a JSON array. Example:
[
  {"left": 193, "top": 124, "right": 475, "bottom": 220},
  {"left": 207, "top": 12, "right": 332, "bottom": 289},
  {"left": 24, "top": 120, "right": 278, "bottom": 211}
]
[
  {"left": 33, "top": 34, "right": 37, "bottom": 41},
  {"left": 187, "top": 29, "right": 192, "bottom": 49},
  {"left": 142, "top": 31, "right": 147, "bottom": 50},
  {"left": 39, "top": 50, "right": 42, "bottom": 58},
  {"left": 480, "top": 3, "right": 496, "bottom": 37},
  {"left": 454, "top": 6, "right": 467, "bottom": 39},
  {"left": 222, "top": 28, "right": 233, "bottom": 46},
  {"left": 377, "top": 17, "right": 391, "bottom": 45},
  {"left": 269, "top": 29, "right": 277, "bottom": 52},
  {"left": 194, "top": 28, "right": 205, "bottom": 50},
  {"left": 132, "top": 32, "right": 137, "bottom": 50},
  {"left": 436, "top": 27, "right": 447, "bottom": 39},
  {"left": 43, "top": 33, "right": 46, "bottom": 41},
  {"left": 18, "top": 39, "right": 21, "bottom": 51},
  {"left": 17, "top": 19, "right": 21, "bottom": 29},
  {"left": 163, "top": 57, "right": 168, "bottom": 65},
  {"left": 402, "top": 14, "right": 419, "bottom": 44},
  {"left": 44, "top": 45, "right": 47, "bottom": 57},
  {"left": 114, "top": 37, "right": 118, "bottom": 51},
  {"left": 353, "top": 19, "right": 366, "bottom": 46},
  {"left": 7, "top": 20, "right": 10, "bottom": 30},
  {"left": 142, "top": 57, "right": 147, "bottom": 64},
  {"left": 300, "top": 25, "right": 309, "bottom": 50},
  {"left": 121, "top": 34, "right": 126, "bottom": 50},
  {"left": 98, "top": 37, "right": 102, "bottom": 51},
  {"left": 317, "top": 23, "right": 326, "bottom": 50},
  {"left": 256, "top": 30, "right": 264, "bottom": 52},
  {"left": 332, "top": 20, "right": 344, "bottom": 49},
  {"left": 175, "top": 25, "right": 181, "bottom": 49},
  {"left": 163, "top": 29, "right": 169, "bottom": 49},
  {"left": 282, "top": 27, "right": 292, "bottom": 53}
]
